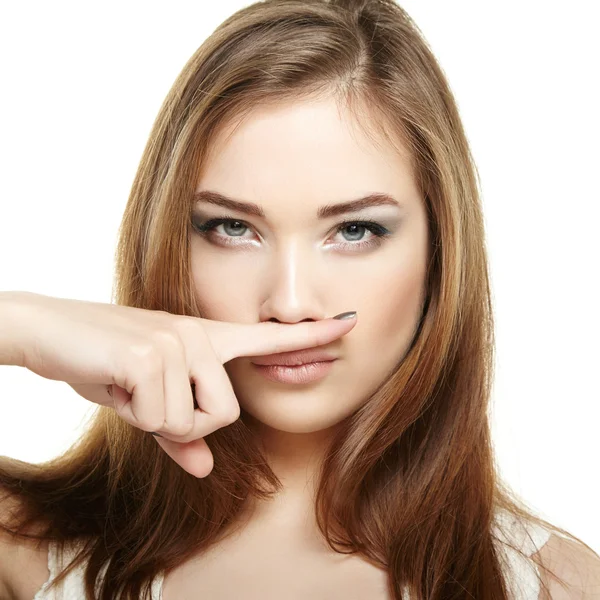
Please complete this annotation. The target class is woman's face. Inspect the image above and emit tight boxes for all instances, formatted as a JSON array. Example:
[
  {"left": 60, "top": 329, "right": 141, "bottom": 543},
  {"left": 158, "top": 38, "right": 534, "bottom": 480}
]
[{"left": 190, "top": 97, "right": 429, "bottom": 435}]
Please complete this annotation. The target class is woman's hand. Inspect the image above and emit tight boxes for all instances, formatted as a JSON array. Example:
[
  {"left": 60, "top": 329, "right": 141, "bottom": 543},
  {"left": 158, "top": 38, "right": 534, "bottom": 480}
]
[{"left": 9, "top": 291, "right": 356, "bottom": 477}]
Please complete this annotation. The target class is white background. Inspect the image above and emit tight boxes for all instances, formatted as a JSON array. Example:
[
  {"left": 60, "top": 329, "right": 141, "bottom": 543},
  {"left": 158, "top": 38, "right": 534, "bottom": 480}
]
[{"left": 0, "top": 2, "right": 598, "bottom": 550}]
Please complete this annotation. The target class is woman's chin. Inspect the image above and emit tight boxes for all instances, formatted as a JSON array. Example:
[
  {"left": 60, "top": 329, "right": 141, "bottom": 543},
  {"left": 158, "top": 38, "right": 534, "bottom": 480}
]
[{"left": 240, "top": 400, "right": 349, "bottom": 435}]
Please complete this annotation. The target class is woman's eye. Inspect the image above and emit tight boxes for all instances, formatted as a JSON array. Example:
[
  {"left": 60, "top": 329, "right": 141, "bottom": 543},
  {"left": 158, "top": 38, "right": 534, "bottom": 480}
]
[
  {"left": 191, "top": 216, "right": 391, "bottom": 251},
  {"left": 215, "top": 220, "right": 248, "bottom": 237},
  {"left": 192, "top": 218, "right": 250, "bottom": 241},
  {"left": 338, "top": 223, "right": 374, "bottom": 242},
  {"left": 333, "top": 221, "right": 391, "bottom": 250}
]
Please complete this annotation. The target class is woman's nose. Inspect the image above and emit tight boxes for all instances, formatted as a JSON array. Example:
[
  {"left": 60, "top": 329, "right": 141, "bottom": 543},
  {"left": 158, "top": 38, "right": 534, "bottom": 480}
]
[{"left": 258, "top": 245, "right": 328, "bottom": 324}]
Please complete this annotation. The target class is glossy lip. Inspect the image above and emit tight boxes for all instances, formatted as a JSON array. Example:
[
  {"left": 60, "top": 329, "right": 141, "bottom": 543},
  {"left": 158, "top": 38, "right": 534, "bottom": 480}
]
[
  {"left": 252, "top": 360, "right": 336, "bottom": 384},
  {"left": 250, "top": 347, "right": 337, "bottom": 366}
]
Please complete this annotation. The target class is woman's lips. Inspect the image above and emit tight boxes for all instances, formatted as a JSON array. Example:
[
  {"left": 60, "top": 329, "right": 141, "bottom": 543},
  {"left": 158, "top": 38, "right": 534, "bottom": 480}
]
[
  {"left": 252, "top": 360, "right": 336, "bottom": 384},
  {"left": 250, "top": 347, "right": 337, "bottom": 366}
]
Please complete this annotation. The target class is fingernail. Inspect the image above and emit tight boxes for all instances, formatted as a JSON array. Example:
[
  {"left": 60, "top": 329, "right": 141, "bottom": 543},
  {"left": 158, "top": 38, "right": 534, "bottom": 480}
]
[
  {"left": 332, "top": 311, "right": 357, "bottom": 320},
  {"left": 150, "top": 432, "right": 163, "bottom": 438}
]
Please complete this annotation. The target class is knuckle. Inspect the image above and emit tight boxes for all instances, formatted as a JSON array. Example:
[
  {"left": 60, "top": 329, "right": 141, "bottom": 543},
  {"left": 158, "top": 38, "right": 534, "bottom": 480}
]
[
  {"left": 175, "top": 317, "right": 213, "bottom": 355},
  {"left": 134, "top": 417, "right": 164, "bottom": 433},
  {"left": 148, "top": 423, "right": 166, "bottom": 434},
  {"left": 150, "top": 328, "right": 182, "bottom": 352},
  {"left": 222, "top": 403, "right": 240, "bottom": 425},
  {"left": 165, "top": 421, "right": 194, "bottom": 437},
  {"left": 173, "top": 315, "right": 203, "bottom": 335},
  {"left": 127, "top": 341, "right": 162, "bottom": 367}
]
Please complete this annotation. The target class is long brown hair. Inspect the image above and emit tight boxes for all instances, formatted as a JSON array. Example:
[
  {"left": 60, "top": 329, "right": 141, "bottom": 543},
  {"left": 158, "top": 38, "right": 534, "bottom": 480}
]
[{"left": 1, "top": 1, "right": 594, "bottom": 598}]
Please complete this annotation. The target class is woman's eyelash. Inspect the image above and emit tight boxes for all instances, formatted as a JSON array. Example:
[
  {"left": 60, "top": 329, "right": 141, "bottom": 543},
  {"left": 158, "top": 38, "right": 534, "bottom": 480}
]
[{"left": 191, "top": 216, "right": 392, "bottom": 250}]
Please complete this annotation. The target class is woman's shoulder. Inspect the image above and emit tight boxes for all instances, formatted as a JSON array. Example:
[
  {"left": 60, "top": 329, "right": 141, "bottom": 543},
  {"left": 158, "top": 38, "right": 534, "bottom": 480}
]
[
  {"left": 531, "top": 533, "right": 600, "bottom": 599},
  {"left": 4, "top": 533, "right": 113, "bottom": 600},
  {"left": 21, "top": 536, "right": 164, "bottom": 600},
  {"left": 492, "top": 508, "right": 600, "bottom": 599},
  {"left": 0, "top": 490, "right": 51, "bottom": 600}
]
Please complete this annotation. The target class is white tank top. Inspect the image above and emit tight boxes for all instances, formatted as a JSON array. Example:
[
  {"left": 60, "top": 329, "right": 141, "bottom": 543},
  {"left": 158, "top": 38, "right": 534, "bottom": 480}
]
[{"left": 32, "top": 509, "right": 552, "bottom": 600}]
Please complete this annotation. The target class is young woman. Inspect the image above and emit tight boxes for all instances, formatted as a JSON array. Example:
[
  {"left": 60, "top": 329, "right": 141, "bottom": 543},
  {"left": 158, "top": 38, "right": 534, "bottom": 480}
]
[{"left": 1, "top": 0, "right": 599, "bottom": 598}]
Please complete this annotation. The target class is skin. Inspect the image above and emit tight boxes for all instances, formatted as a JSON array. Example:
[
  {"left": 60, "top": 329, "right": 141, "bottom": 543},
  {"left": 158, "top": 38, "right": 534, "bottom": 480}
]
[
  {"left": 2, "top": 97, "right": 431, "bottom": 600},
  {"left": 189, "top": 95, "right": 429, "bottom": 511},
  {"left": 2, "top": 96, "right": 432, "bottom": 600},
  {"left": 9, "top": 99, "right": 599, "bottom": 600},
  {"left": 10, "top": 97, "right": 599, "bottom": 600},
  {"left": 167, "top": 96, "right": 430, "bottom": 597}
]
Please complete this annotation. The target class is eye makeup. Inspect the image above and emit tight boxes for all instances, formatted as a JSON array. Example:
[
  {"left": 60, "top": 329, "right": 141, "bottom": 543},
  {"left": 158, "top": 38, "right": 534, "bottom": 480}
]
[{"left": 190, "top": 213, "right": 393, "bottom": 252}]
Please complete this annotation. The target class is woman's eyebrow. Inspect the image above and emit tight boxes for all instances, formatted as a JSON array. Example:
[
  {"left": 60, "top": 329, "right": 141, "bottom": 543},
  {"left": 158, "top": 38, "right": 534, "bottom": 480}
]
[{"left": 193, "top": 190, "right": 403, "bottom": 219}]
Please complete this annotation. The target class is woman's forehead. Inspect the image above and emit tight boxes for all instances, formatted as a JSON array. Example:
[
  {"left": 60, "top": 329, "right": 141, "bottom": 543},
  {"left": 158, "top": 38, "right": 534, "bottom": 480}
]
[{"left": 197, "top": 97, "right": 419, "bottom": 213}]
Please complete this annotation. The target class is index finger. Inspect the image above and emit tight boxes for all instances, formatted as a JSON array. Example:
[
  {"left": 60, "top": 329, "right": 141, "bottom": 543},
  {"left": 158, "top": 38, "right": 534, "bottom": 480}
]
[{"left": 200, "top": 312, "right": 357, "bottom": 364}]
